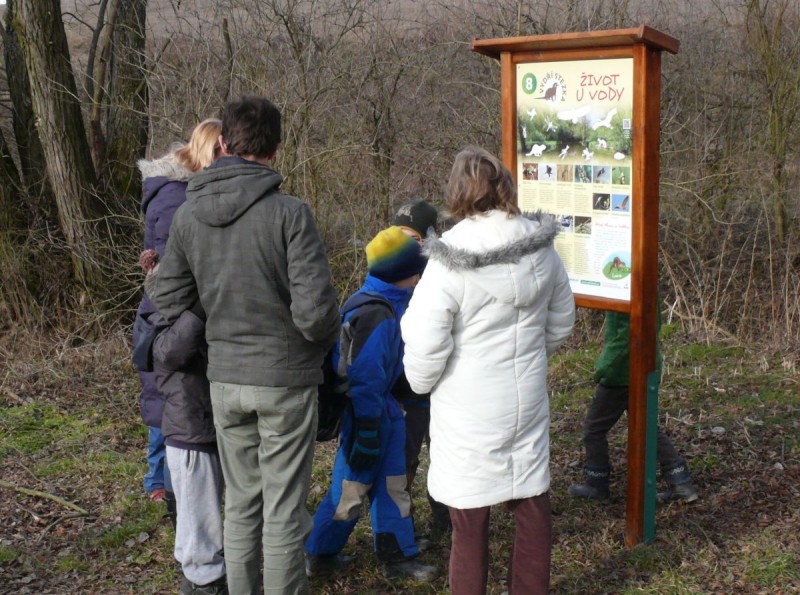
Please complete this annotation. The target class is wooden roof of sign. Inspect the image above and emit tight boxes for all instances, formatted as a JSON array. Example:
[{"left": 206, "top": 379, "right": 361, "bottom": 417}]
[{"left": 471, "top": 25, "right": 680, "bottom": 59}]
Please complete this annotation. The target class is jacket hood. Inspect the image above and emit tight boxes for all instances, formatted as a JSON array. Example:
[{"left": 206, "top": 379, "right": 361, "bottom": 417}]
[
  {"left": 138, "top": 152, "right": 191, "bottom": 213},
  {"left": 424, "top": 210, "right": 560, "bottom": 307},
  {"left": 138, "top": 150, "right": 191, "bottom": 181},
  {"left": 187, "top": 157, "right": 284, "bottom": 227}
]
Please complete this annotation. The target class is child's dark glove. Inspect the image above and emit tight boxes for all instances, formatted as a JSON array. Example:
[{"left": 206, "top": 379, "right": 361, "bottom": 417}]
[{"left": 348, "top": 418, "right": 380, "bottom": 471}]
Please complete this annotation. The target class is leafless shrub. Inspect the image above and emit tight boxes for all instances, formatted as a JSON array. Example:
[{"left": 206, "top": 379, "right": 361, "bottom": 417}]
[{"left": 1, "top": 0, "right": 799, "bottom": 346}]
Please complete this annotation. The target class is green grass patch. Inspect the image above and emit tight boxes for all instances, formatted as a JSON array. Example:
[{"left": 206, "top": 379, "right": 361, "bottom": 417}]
[
  {"left": 94, "top": 496, "right": 166, "bottom": 549},
  {"left": 691, "top": 451, "right": 722, "bottom": 472},
  {"left": 619, "top": 572, "right": 701, "bottom": 594},
  {"left": 0, "top": 404, "right": 89, "bottom": 456},
  {"left": 37, "top": 449, "right": 141, "bottom": 490},
  {"left": 738, "top": 528, "right": 800, "bottom": 586},
  {"left": 626, "top": 543, "right": 671, "bottom": 574},
  {"left": 54, "top": 553, "right": 88, "bottom": 572},
  {"left": 757, "top": 388, "right": 800, "bottom": 408},
  {"left": 0, "top": 546, "right": 19, "bottom": 563},
  {"left": 670, "top": 343, "right": 746, "bottom": 365},
  {"left": 658, "top": 322, "right": 681, "bottom": 343}
]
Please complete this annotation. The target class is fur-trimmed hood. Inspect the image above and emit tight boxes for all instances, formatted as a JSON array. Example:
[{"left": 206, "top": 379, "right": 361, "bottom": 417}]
[
  {"left": 137, "top": 149, "right": 191, "bottom": 181},
  {"left": 137, "top": 151, "right": 192, "bottom": 215},
  {"left": 423, "top": 210, "right": 559, "bottom": 270},
  {"left": 422, "top": 210, "right": 561, "bottom": 307}
]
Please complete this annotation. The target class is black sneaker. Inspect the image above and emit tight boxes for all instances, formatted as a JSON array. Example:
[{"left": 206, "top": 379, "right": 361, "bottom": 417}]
[
  {"left": 568, "top": 482, "right": 610, "bottom": 501},
  {"left": 304, "top": 552, "right": 353, "bottom": 578},
  {"left": 180, "top": 575, "right": 228, "bottom": 595},
  {"left": 657, "top": 481, "right": 699, "bottom": 503},
  {"left": 383, "top": 558, "right": 439, "bottom": 582}
]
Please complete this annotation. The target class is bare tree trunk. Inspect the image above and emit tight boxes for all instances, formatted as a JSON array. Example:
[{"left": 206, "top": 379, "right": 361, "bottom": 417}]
[
  {"left": 3, "top": 0, "right": 54, "bottom": 221},
  {"left": 104, "top": 0, "right": 149, "bottom": 200},
  {"left": 12, "top": 0, "right": 105, "bottom": 293},
  {"left": 87, "top": 0, "right": 119, "bottom": 172},
  {"left": 0, "top": 130, "right": 22, "bottom": 232},
  {"left": 746, "top": 0, "right": 800, "bottom": 244}
]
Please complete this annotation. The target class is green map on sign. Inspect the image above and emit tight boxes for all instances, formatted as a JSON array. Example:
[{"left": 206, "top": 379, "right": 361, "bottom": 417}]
[{"left": 603, "top": 261, "right": 631, "bottom": 280}]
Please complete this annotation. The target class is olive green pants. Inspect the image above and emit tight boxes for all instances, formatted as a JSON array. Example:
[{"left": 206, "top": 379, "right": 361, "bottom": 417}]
[{"left": 210, "top": 382, "right": 317, "bottom": 595}]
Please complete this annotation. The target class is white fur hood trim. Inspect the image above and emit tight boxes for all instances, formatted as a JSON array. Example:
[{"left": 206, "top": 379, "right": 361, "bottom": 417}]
[{"left": 137, "top": 150, "right": 191, "bottom": 182}]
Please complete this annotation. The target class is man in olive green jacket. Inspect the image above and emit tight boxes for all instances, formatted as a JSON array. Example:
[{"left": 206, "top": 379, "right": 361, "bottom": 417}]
[
  {"left": 568, "top": 311, "right": 698, "bottom": 504},
  {"left": 153, "top": 97, "right": 339, "bottom": 595}
]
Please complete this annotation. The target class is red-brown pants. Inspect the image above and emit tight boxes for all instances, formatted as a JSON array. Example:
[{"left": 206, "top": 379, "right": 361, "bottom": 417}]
[{"left": 448, "top": 492, "right": 551, "bottom": 595}]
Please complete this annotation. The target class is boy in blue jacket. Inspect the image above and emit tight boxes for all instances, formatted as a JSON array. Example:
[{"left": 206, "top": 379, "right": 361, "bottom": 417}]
[{"left": 304, "top": 227, "right": 438, "bottom": 583}]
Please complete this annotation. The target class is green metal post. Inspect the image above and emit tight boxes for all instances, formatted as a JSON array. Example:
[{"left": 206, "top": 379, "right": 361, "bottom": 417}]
[{"left": 643, "top": 369, "right": 660, "bottom": 542}]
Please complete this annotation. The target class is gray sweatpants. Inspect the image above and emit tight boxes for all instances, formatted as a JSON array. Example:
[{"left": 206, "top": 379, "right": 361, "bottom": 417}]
[{"left": 166, "top": 446, "right": 225, "bottom": 586}]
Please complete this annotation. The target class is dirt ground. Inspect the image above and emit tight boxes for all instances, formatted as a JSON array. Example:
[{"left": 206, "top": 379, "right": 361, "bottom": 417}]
[{"left": 1, "top": 329, "right": 798, "bottom": 593}]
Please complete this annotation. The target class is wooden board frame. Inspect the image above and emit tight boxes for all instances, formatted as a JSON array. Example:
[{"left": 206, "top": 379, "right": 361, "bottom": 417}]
[{"left": 472, "top": 27, "right": 679, "bottom": 548}]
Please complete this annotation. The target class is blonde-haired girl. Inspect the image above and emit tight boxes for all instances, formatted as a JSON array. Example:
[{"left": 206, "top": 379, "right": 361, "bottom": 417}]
[{"left": 132, "top": 118, "right": 226, "bottom": 593}]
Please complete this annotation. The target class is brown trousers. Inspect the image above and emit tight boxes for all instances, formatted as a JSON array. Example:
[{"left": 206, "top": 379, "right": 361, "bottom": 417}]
[{"left": 448, "top": 492, "right": 551, "bottom": 595}]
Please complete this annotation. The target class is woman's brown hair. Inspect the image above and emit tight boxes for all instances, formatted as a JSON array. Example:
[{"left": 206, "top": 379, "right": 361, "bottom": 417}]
[
  {"left": 174, "top": 118, "right": 222, "bottom": 173},
  {"left": 446, "top": 146, "right": 520, "bottom": 221}
]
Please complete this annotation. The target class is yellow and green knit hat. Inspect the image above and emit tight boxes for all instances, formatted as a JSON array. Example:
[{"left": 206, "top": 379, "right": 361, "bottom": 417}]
[{"left": 365, "top": 226, "right": 427, "bottom": 283}]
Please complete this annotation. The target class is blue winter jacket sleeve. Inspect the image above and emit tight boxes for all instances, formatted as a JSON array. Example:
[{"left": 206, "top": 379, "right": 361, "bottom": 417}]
[
  {"left": 338, "top": 302, "right": 401, "bottom": 420},
  {"left": 145, "top": 180, "right": 188, "bottom": 258},
  {"left": 151, "top": 204, "right": 200, "bottom": 323}
]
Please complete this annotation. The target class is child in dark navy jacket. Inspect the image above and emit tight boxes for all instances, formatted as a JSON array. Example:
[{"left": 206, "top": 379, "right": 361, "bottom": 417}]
[
  {"left": 142, "top": 250, "right": 227, "bottom": 595},
  {"left": 391, "top": 199, "right": 451, "bottom": 539},
  {"left": 304, "top": 227, "right": 438, "bottom": 583}
]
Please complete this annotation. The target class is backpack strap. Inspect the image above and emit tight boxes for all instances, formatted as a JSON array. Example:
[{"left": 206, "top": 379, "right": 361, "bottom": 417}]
[
  {"left": 335, "top": 291, "right": 396, "bottom": 386},
  {"left": 316, "top": 292, "right": 395, "bottom": 442},
  {"left": 340, "top": 291, "right": 394, "bottom": 317}
]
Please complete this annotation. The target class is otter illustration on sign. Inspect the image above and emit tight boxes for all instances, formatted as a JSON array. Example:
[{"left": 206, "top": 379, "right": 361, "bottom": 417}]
[{"left": 540, "top": 82, "right": 559, "bottom": 101}]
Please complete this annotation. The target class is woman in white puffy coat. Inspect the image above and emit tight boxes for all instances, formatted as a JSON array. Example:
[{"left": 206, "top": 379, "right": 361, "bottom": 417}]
[{"left": 401, "top": 146, "right": 575, "bottom": 595}]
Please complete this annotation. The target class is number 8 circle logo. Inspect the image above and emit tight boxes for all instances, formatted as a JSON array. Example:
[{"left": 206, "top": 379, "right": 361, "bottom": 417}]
[{"left": 521, "top": 73, "right": 537, "bottom": 95}]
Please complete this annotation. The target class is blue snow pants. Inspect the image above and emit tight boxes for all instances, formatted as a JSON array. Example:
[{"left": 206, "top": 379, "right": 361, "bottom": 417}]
[{"left": 305, "top": 399, "right": 418, "bottom": 561}]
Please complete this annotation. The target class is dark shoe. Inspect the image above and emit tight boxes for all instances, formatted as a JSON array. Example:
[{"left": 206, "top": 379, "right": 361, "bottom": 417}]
[
  {"left": 179, "top": 576, "right": 193, "bottom": 595},
  {"left": 180, "top": 575, "right": 228, "bottom": 595},
  {"left": 568, "top": 482, "right": 610, "bottom": 500},
  {"left": 304, "top": 552, "right": 353, "bottom": 578},
  {"left": 657, "top": 481, "right": 699, "bottom": 503},
  {"left": 383, "top": 558, "right": 439, "bottom": 582},
  {"left": 659, "top": 464, "right": 699, "bottom": 503},
  {"left": 568, "top": 465, "right": 611, "bottom": 500}
]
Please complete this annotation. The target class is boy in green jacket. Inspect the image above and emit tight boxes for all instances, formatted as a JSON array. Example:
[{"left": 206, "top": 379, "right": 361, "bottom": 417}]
[{"left": 569, "top": 311, "right": 698, "bottom": 503}]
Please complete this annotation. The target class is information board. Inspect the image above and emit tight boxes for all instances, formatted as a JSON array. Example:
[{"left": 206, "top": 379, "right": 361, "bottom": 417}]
[
  {"left": 515, "top": 58, "right": 634, "bottom": 302},
  {"left": 472, "top": 25, "right": 680, "bottom": 547}
]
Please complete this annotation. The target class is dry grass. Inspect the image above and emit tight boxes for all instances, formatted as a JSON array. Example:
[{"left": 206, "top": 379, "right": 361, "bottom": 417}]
[{"left": 0, "top": 325, "right": 798, "bottom": 594}]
